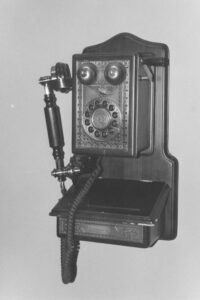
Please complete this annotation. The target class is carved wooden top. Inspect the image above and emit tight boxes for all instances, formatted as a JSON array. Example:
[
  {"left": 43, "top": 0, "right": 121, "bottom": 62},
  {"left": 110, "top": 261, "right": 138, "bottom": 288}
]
[{"left": 83, "top": 32, "right": 169, "bottom": 59}]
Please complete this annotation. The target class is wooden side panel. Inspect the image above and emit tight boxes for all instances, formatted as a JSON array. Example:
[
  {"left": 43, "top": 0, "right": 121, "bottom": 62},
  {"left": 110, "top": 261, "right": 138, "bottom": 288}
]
[{"left": 82, "top": 33, "right": 178, "bottom": 240}]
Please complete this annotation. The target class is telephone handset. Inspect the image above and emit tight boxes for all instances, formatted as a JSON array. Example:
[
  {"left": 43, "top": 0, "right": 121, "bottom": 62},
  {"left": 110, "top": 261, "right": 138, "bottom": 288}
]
[{"left": 39, "top": 33, "right": 178, "bottom": 284}]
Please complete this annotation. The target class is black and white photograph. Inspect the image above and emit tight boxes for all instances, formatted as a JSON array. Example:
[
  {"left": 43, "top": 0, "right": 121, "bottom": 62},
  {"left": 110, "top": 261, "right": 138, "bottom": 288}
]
[{"left": 0, "top": 1, "right": 199, "bottom": 299}]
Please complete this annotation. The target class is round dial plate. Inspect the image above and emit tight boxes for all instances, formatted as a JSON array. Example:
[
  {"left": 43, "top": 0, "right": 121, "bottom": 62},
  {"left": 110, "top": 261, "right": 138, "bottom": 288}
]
[
  {"left": 92, "top": 108, "right": 111, "bottom": 130},
  {"left": 83, "top": 98, "right": 121, "bottom": 141}
]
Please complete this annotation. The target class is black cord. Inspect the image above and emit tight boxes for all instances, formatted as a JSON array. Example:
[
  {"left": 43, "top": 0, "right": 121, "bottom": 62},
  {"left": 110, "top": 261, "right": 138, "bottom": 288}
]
[{"left": 61, "top": 157, "right": 102, "bottom": 284}]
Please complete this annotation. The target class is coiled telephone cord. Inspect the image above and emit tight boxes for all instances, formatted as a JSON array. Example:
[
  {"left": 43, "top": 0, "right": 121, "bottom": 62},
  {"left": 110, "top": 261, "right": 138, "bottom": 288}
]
[{"left": 61, "top": 157, "right": 102, "bottom": 284}]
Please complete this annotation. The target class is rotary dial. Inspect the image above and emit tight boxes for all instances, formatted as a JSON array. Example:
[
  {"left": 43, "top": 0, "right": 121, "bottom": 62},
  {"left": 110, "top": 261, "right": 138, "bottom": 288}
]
[{"left": 83, "top": 98, "right": 121, "bottom": 141}]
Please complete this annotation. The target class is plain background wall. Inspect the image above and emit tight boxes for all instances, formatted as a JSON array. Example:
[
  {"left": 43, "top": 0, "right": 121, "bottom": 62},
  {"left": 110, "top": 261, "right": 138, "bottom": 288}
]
[{"left": 0, "top": 0, "right": 200, "bottom": 299}]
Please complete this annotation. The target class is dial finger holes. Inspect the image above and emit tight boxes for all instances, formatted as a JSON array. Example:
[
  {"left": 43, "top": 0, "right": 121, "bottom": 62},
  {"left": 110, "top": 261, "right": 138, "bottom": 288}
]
[{"left": 83, "top": 98, "right": 121, "bottom": 141}]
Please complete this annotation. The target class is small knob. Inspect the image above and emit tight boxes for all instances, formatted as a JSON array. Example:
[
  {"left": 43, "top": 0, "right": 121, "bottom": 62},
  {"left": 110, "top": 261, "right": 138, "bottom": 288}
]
[
  {"left": 112, "top": 120, "right": 118, "bottom": 127},
  {"left": 88, "top": 126, "right": 94, "bottom": 133},
  {"left": 94, "top": 130, "right": 100, "bottom": 137},
  {"left": 112, "top": 112, "right": 118, "bottom": 118},
  {"left": 77, "top": 63, "right": 97, "bottom": 85},
  {"left": 109, "top": 104, "right": 115, "bottom": 111},
  {"left": 85, "top": 119, "right": 90, "bottom": 126},
  {"left": 104, "top": 62, "right": 126, "bottom": 85}
]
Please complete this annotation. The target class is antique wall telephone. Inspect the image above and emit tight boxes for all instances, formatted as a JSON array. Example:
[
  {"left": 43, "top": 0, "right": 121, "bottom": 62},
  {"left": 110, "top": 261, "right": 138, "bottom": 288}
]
[{"left": 39, "top": 33, "right": 178, "bottom": 284}]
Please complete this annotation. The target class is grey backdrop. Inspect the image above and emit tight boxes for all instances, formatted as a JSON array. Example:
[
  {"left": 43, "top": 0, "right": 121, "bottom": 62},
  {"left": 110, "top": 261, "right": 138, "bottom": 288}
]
[{"left": 0, "top": 0, "right": 199, "bottom": 299}]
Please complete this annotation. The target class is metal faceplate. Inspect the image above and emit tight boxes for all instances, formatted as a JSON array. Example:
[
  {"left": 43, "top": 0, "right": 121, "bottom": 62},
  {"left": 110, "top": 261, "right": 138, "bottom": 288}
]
[{"left": 73, "top": 56, "right": 132, "bottom": 155}]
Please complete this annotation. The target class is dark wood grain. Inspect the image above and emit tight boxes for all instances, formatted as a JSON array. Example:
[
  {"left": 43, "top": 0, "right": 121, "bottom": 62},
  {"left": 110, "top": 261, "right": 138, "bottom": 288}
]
[{"left": 83, "top": 33, "right": 178, "bottom": 240}]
